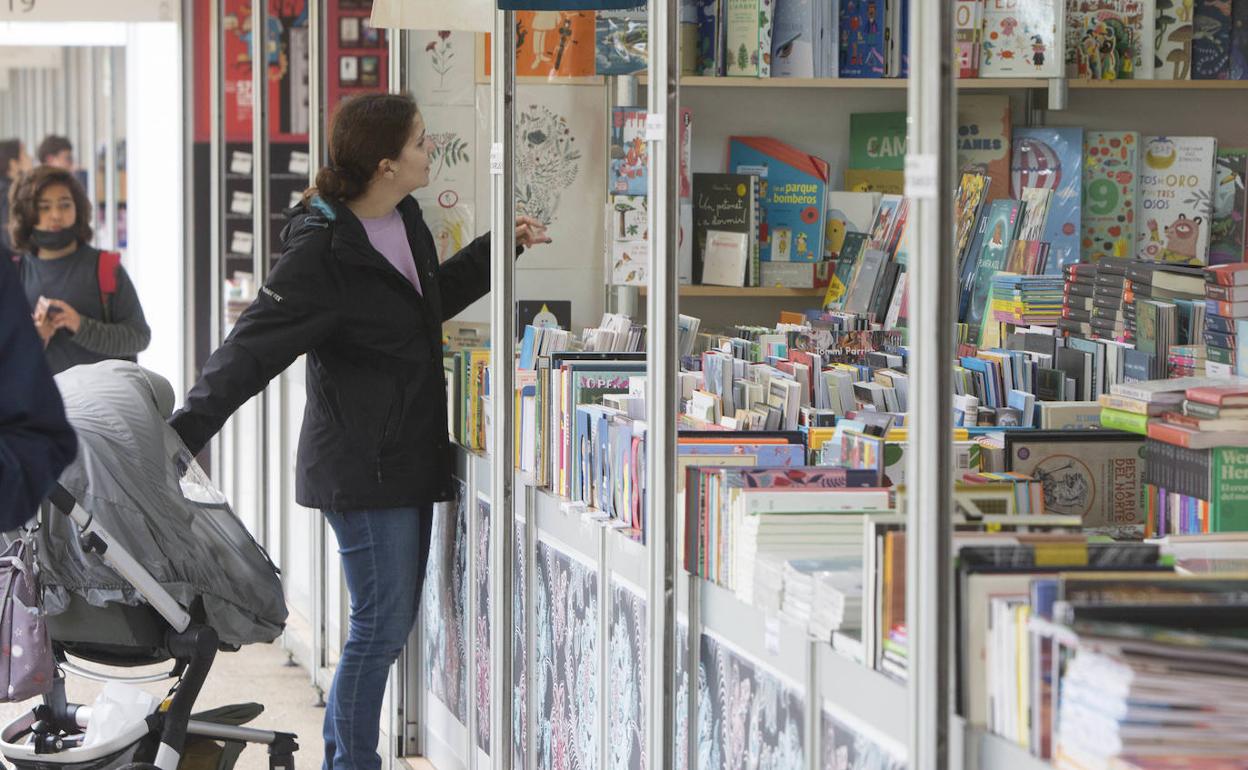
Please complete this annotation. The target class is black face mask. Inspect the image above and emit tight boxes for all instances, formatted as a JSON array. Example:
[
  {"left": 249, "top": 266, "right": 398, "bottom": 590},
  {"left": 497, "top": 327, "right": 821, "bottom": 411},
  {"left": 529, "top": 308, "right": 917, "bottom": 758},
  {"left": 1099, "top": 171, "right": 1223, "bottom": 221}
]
[{"left": 30, "top": 228, "right": 77, "bottom": 251}]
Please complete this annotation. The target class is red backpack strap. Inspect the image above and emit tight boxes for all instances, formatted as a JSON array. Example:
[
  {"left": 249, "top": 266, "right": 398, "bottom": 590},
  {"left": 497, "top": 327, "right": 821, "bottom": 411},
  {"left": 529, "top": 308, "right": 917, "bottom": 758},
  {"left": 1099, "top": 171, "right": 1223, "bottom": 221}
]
[{"left": 97, "top": 250, "right": 122, "bottom": 323}]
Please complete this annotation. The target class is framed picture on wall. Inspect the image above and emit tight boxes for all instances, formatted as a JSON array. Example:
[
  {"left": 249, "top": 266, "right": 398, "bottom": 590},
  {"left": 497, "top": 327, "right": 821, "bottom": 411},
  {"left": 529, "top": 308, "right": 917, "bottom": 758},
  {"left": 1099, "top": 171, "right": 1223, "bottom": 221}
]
[
  {"left": 360, "top": 56, "right": 380, "bottom": 87},
  {"left": 339, "top": 55, "right": 360, "bottom": 86},
  {"left": 340, "top": 16, "right": 361, "bottom": 47},
  {"left": 361, "top": 18, "right": 382, "bottom": 47}
]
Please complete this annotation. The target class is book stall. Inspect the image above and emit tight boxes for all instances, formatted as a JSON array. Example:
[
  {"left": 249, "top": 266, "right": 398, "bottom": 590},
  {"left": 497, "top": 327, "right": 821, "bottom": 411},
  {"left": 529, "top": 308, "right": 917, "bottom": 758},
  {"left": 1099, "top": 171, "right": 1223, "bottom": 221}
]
[{"left": 378, "top": 0, "right": 1248, "bottom": 769}]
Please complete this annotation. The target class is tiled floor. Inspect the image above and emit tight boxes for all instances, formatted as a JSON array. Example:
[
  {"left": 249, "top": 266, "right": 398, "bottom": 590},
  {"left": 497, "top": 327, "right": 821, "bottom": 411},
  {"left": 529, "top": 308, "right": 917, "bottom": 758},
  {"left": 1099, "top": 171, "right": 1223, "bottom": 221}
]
[{"left": 0, "top": 641, "right": 435, "bottom": 770}]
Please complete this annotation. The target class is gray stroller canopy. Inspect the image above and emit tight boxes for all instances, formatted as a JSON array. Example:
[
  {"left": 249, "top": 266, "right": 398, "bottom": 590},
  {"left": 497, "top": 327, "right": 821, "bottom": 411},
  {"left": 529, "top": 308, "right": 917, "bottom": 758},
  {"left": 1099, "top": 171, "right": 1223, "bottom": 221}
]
[{"left": 39, "top": 360, "right": 287, "bottom": 646}]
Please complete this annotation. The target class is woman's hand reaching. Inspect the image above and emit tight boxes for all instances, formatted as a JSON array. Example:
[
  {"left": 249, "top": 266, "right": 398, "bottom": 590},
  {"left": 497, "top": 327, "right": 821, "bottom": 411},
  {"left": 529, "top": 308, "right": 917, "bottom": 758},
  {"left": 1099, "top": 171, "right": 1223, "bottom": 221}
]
[{"left": 515, "top": 215, "right": 552, "bottom": 249}]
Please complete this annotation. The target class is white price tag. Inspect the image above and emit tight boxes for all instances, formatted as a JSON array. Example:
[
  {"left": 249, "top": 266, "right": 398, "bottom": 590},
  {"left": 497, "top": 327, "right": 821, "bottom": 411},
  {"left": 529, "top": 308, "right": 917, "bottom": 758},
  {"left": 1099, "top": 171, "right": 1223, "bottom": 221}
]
[
  {"left": 764, "top": 615, "right": 781, "bottom": 657},
  {"left": 489, "top": 143, "right": 504, "bottom": 175},
  {"left": 645, "top": 113, "right": 666, "bottom": 142},
  {"left": 904, "top": 153, "right": 939, "bottom": 200}
]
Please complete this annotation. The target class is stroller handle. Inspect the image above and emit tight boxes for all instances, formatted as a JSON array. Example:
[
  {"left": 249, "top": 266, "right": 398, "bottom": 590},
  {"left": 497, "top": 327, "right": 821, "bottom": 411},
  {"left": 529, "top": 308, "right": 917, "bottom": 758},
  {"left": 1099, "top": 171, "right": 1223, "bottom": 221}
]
[{"left": 49, "top": 484, "right": 193, "bottom": 634}]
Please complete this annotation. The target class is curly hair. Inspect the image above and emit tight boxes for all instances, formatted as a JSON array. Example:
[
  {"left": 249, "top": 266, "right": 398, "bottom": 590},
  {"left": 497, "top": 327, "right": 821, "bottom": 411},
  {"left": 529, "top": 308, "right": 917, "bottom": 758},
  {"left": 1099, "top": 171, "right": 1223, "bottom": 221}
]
[{"left": 9, "top": 165, "right": 94, "bottom": 253}]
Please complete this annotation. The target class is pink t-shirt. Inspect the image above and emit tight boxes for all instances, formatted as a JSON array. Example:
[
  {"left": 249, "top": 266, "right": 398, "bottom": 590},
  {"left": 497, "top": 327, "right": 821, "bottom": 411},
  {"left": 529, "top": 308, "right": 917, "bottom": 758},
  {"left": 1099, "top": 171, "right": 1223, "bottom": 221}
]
[{"left": 360, "top": 209, "right": 422, "bottom": 295}]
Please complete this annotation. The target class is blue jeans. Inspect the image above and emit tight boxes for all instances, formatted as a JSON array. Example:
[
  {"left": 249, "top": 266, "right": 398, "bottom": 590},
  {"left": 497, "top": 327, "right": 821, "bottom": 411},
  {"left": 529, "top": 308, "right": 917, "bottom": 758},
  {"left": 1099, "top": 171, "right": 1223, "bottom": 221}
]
[{"left": 323, "top": 505, "right": 433, "bottom": 770}]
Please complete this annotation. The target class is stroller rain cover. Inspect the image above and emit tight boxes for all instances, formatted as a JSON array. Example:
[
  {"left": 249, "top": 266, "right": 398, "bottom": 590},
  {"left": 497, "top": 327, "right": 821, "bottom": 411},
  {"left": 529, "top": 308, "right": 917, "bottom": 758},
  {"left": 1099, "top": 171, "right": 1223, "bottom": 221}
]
[{"left": 38, "top": 361, "right": 287, "bottom": 646}]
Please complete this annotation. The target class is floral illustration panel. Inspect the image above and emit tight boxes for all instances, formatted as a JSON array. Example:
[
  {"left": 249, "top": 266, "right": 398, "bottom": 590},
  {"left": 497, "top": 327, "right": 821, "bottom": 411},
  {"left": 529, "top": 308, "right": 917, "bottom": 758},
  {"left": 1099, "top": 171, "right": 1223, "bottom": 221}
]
[
  {"left": 821, "top": 705, "right": 907, "bottom": 770},
  {"left": 512, "top": 520, "right": 527, "bottom": 769},
  {"left": 422, "top": 482, "right": 470, "bottom": 724},
  {"left": 609, "top": 579, "right": 648, "bottom": 770},
  {"left": 535, "top": 539, "right": 599, "bottom": 770},
  {"left": 697, "top": 631, "right": 805, "bottom": 770},
  {"left": 474, "top": 494, "right": 491, "bottom": 753}
]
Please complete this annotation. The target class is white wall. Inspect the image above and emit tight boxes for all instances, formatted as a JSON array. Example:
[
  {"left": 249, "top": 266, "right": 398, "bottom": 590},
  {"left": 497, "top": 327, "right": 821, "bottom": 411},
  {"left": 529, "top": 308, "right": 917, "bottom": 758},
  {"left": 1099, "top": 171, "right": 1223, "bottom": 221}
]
[{"left": 124, "top": 22, "right": 184, "bottom": 399}]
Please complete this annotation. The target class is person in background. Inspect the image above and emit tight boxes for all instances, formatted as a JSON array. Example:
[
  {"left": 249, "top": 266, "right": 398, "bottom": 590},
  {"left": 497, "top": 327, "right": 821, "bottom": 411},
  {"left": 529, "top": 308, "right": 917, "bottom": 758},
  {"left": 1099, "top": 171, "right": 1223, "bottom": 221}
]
[
  {"left": 0, "top": 256, "right": 77, "bottom": 532},
  {"left": 0, "top": 138, "right": 32, "bottom": 260},
  {"left": 169, "top": 92, "right": 549, "bottom": 770},
  {"left": 12, "top": 166, "right": 150, "bottom": 374},
  {"left": 37, "top": 135, "right": 74, "bottom": 170}
]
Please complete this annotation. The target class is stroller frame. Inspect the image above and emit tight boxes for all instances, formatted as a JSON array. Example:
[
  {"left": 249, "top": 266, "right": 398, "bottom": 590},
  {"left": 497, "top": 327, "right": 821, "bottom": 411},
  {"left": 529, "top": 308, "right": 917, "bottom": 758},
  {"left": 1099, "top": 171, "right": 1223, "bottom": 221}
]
[{"left": 0, "top": 486, "right": 298, "bottom": 770}]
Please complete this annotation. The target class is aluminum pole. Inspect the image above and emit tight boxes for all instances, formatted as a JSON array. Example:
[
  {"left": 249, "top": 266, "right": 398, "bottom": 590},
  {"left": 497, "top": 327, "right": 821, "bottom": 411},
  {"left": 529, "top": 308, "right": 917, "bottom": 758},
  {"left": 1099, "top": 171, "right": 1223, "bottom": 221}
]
[
  {"left": 305, "top": 0, "right": 329, "bottom": 705},
  {"left": 489, "top": 9, "right": 517, "bottom": 770},
  {"left": 645, "top": 0, "right": 680, "bottom": 767},
  {"left": 104, "top": 50, "right": 119, "bottom": 251},
  {"left": 84, "top": 53, "right": 98, "bottom": 237},
  {"left": 181, "top": 0, "right": 197, "bottom": 413},
  {"left": 904, "top": 3, "right": 957, "bottom": 770},
  {"left": 387, "top": 25, "right": 407, "bottom": 94},
  {"left": 251, "top": 0, "right": 272, "bottom": 551}
]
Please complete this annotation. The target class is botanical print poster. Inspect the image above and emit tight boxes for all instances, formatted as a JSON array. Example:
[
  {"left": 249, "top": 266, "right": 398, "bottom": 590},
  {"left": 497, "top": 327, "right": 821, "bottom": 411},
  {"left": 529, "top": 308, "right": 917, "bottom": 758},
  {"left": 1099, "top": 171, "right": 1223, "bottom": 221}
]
[
  {"left": 821, "top": 703, "right": 907, "bottom": 770},
  {"left": 417, "top": 104, "right": 479, "bottom": 263},
  {"left": 536, "top": 539, "right": 599, "bottom": 770},
  {"left": 422, "top": 481, "right": 469, "bottom": 725},
  {"left": 698, "top": 630, "right": 806, "bottom": 770},
  {"left": 512, "top": 521, "right": 527, "bottom": 769},
  {"left": 474, "top": 83, "right": 607, "bottom": 271},
  {"left": 473, "top": 494, "right": 491, "bottom": 754},
  {"left": 411, "top": 29, "right": 475, "bottom": 107},
  {"left": 608, "top": 578, "right": 647, "bottom": 770}
]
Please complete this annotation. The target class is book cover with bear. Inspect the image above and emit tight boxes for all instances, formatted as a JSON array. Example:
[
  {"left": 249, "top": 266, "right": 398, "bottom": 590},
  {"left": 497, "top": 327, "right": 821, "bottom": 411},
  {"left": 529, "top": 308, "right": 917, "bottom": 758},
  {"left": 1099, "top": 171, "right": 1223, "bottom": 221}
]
[{"left": 1136, "top": 136, "right": 1218, "bottom": 265}]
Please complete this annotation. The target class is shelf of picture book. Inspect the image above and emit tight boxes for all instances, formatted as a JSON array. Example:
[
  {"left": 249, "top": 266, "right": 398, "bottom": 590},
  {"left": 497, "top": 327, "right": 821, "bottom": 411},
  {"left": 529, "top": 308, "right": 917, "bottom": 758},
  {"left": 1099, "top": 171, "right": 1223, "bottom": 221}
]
[{"left": 581, "top": 0, "right": 1248, "bottom": 83}]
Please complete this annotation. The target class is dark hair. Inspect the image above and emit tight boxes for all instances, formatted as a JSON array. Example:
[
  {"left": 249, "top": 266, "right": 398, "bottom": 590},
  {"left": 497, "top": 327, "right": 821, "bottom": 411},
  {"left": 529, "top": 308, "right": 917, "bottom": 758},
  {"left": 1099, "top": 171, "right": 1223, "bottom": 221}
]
[
  {"left": 304, "top": 93, "right": 419, "bottom": 204},
  {"left": 0, "top": 139, "right": 23, "bottom": 180},
  {"left": 9, "top": 166, "right": 94, "bottom": 252},
  {"left": 37, "top": 135, "right": 72, "bottom": 163}
]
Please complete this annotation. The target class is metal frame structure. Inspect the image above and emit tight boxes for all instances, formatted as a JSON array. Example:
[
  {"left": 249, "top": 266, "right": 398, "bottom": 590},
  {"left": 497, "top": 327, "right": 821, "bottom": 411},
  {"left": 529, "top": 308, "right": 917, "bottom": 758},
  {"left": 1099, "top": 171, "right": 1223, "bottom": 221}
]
[{"left": 250, "top": 0, "right": 272, "bottom": 553}]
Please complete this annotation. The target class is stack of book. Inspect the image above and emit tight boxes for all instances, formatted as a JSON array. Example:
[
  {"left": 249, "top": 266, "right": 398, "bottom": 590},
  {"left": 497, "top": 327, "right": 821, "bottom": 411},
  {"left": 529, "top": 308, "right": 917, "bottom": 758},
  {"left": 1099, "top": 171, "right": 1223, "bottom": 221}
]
[
  {"left": 1052, "top": 578, "right": 1248, "bottom": 770},
  {"left": 1124, "top": 261, "right": 1206, "bottom": 347},
  {"left": 809, "top": 562, "right": 865, "bottom": 643},
  {"left": 1061, "top": 262, "right": 1097, "bottom": 338},
  {"left": 1091, "top": 258, "right": 1130, "bottom": 342},
  {"left": 1144, "top": 381, "right": 1248, "bottom": 536},
  {"left": 1205, "top": 263, "right": 1248, "bottom": 378},
  {"left": 991, "top": 274, "right": 1064, "bottom": 327}
]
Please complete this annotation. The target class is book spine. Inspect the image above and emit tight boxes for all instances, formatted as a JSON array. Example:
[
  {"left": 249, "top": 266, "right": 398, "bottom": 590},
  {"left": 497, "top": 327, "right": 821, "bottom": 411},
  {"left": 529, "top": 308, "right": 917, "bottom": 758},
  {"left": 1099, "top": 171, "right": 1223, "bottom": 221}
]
[
  {"left": 1211, "top": 447, "right": 1248, "bottom": 532},
  {"left": 1098, "top": 408, "right": 1148, "bottom": 435}
]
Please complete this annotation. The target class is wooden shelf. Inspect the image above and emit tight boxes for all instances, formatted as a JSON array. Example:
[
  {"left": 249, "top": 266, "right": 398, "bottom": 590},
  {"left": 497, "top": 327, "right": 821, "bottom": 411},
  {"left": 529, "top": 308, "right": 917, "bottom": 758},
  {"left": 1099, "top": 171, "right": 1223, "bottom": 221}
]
[
  {"left": 1067, "top": 78, "right": 1248, "bottom": 89},
  {"left": 639, "top": 285, "right": 825, "bottom": 298}
]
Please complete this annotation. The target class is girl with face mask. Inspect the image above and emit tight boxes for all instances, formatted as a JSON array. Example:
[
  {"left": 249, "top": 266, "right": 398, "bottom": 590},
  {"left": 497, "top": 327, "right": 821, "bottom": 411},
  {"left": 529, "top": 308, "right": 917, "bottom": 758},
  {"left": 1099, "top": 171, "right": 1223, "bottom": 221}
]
[{"left": 12, "top": 166, "right": 151, "bottom": 374}]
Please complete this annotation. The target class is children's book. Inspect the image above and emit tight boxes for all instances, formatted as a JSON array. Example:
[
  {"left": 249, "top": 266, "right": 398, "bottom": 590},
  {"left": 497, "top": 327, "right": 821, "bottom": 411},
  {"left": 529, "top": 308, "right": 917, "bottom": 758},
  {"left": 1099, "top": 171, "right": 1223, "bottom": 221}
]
[
  {"left": 1011, "top": 127, "right": 1084, "bottom": 274},
  {"left": 693, "top": 173, "right": 758, "bottom": 283},
  {"left": 595, "top": 9, "right": 648, "bottom": 75},
  {"left": 955, "top": 173, "right": 991, "bottom": 272},
  {"left": 696, "top": 0, "right": 723, "bottom": 74},
  {"left": 850, "top": 112, "right": 908, "bottom": 172},
  {"left": 955, "top": 0, "right": 986, "bottom": 77},
  {"left": 1232, "top": 0, "right": 1248, "bottom": 78},
  {"left": 1154, "top": 0, "right": 1194, "bottom": 79},
  {"left": 1192, "top": 0, "right": 1232, "bottom": 79},
  {"left": 610, "top": 107, "right": 648, "bottom": 196},
  {"left": 725, "top": 0, "right": 774, "bottom": 76},
  {"left": 981, "top": 0, "right": 1063, "bottom": 77},
  {"left": 826, "top": 191, "right": 882, "bottom": 258},
  {"left": 1210, "top": 149, "right": 1248, "bottom": 265},
  {"left": 1066, "top": 0, "right": 1156, "bottom": 80},
  {"left": 729, "top": 136, "right": 831, "bottom": 262},
  {"left": 839, "top": 0, "right": 887, "bottom": 77},
  {"left": 771, "top": 0, "right": 820, "bottom": 77},
  {"left": 958, "top": 95, "right": 1012, "bottom": 203},
  {"left": 1136, "top": 136, "right": 1218, "bottom": 264},
  {"left": 844, "top": 168, "right": 904, "bottom": 194},
  {"left": 966, "top": 199, "right": 1024, "bottom": 336},
  {"left": 1082, "top": 131, "right": 1141, "bottom": 262}
]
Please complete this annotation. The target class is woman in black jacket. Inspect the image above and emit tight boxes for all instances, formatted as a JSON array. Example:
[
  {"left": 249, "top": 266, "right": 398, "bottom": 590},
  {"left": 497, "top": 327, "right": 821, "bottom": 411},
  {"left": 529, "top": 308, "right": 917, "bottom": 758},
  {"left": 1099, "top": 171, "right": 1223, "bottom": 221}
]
[{"left": 170, "top": 93, "right": 548, "bottom": 770}]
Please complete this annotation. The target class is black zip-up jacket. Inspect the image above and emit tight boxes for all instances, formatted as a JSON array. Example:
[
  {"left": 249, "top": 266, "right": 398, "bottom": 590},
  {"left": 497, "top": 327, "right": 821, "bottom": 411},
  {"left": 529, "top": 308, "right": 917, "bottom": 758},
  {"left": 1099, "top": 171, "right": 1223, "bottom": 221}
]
[{"left": 171, "top": 195, "right": 493, "bottom": 511}]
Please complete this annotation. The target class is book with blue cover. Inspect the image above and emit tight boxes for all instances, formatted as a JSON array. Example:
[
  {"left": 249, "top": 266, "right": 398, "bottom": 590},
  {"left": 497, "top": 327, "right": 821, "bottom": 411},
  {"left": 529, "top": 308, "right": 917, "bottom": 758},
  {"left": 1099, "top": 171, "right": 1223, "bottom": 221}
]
[
  {"left": 1012, "top": 127, "right": 1084, "bottom": 275},
  {"left": 839, "top": 0, "right": 887, "bottom": 77},
  {"left": 728, "top": 136, "right": 831, "bottom": 263},
  {"left": 610, "top": 107, "right": 649, "bottom": 196}
]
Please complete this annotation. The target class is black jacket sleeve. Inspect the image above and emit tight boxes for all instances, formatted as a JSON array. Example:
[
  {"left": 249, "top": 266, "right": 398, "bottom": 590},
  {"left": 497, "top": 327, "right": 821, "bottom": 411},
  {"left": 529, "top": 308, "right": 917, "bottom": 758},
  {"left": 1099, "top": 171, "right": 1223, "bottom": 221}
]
[
  {"left": 435, "top": 233, "right": 528, "bottom": 321},
  {"left": 0, "top": 258, "right": 77, "bottom": 531},
  {"left": 170, "top": 230, "right": 342, "bottom": 456}
]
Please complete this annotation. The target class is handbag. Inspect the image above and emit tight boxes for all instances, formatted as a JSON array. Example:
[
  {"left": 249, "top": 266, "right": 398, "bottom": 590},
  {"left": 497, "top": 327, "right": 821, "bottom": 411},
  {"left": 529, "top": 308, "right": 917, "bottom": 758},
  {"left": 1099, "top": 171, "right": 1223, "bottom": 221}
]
[{"left": 0, "top": 536, "right": 55, "bottom": 702}]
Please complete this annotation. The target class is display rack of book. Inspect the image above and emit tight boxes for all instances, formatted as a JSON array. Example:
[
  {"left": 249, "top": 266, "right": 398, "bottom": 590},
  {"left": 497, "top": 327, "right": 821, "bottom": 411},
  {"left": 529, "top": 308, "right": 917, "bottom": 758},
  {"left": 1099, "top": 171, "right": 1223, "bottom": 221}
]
[{"left": 415, "top": 1, "right": 1248, "bottom": 768}]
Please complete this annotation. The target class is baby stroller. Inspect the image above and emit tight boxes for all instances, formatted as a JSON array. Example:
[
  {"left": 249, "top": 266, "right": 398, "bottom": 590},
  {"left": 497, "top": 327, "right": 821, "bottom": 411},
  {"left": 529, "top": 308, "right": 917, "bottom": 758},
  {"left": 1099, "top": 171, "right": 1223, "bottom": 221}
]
[{"left": 1, "top": 361, "right": 297, "bottom": 770}]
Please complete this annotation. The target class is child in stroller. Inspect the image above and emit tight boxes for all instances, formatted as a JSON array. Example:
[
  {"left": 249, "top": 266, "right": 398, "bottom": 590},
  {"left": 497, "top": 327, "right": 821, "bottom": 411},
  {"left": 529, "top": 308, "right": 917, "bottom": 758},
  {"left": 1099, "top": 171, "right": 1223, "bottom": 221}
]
[{"left": 1, "top": 361, "right": 296, "bottom": 770}]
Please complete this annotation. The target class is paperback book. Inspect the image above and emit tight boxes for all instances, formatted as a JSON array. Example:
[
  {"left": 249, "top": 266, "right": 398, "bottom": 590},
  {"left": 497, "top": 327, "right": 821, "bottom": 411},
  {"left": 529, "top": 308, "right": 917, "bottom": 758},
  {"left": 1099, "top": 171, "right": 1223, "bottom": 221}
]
[
  {"left": 1136, "top": 135, "right": 1218, "bottom": 265},
  {"left": 838, "top": 0, "right": 888, "bottom": 77},
  {"left": 958, "top": 95, "right": 1013, "bottom": 203},
  {"left": 981, "top": 0, "right": 1063, "bottom": 77},
  {"left": 1082, "top": 131, "right": 1141, "bottom": 261},
  {"left": 1012, "top": 127, "right": 1085, "bottom": 274},
  {"left": 729, "top": 136, "right": 831, "bottom": 263},
  {"left": 1066, "top": 0, "right": 1156, "bottom": 79}
]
